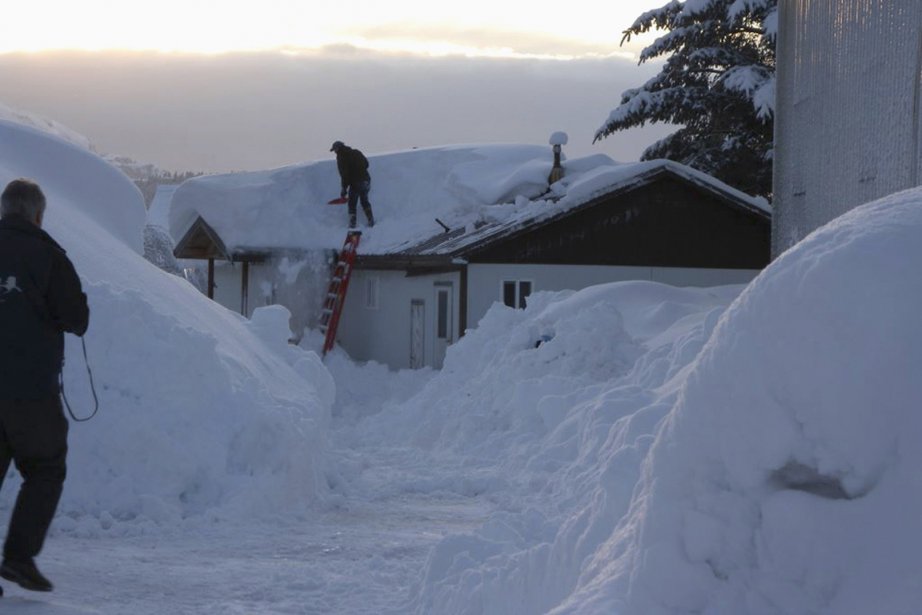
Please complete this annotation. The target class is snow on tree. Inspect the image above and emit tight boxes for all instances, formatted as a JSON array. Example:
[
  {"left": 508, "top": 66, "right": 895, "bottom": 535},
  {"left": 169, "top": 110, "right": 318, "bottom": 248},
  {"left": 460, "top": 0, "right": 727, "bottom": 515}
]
[
  {"left": 143, "top": 223, "right": 183, "bottom": 276},
  {"left": 596, "top": 0, "right": 777, "bottom": 197}
]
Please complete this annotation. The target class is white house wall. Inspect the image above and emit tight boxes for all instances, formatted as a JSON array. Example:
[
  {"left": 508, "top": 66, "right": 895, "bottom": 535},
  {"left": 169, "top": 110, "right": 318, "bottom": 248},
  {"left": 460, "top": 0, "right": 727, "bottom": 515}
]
[
  {"left": 213, "top": 262, "right": 243, "bottom": 315},
  {"left": 207, "top": 257, "right": 330, "bottom": 339},
  {"left": 338, "top": 269, "right": 462, "bottom": 370},
  {"left": 774, "top": 0, "right": 922, "bottom": 255},
  {"left": 466, "top": 264, "right": 761, "bottom": 333}
]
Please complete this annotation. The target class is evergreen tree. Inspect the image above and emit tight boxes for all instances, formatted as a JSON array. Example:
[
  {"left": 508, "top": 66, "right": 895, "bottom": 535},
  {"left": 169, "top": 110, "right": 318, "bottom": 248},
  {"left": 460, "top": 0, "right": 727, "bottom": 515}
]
[{"left": 596, "top": 0, "right": 777, "bottom": 197}]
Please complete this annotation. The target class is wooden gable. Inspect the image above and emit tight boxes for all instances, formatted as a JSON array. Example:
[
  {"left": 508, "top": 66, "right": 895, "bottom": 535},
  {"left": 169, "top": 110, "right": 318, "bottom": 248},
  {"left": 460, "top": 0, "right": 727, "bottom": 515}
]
[{"left": 173, "top": 216, "right": 230, "bottom": 260}]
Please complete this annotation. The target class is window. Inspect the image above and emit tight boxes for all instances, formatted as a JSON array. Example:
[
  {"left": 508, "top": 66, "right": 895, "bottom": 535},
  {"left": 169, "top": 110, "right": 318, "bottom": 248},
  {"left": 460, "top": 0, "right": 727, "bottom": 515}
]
[
  {"left": 502, "top": 280, "right": 533, "bottom": 309},
  {"left": 365, "top": 276, "right": 379, "bottom": 310}
]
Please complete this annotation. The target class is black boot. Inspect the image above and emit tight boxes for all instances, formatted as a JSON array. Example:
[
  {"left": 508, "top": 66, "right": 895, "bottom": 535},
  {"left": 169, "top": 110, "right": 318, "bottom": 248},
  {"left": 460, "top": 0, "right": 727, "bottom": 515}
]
[
  {"left": 363, "top": 207, "right": 375, "bottom": 227},
  {"left": 1, "top": 558, "right": 53, "bottom": 592},
  {"left": 349, "top": 213, "right": 357, "bottom": 229}
]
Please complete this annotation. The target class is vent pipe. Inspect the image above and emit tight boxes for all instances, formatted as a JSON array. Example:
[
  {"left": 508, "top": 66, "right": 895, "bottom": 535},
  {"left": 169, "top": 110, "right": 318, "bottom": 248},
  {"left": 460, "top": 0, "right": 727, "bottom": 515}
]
[{"left": 548, "top": 131, "right": 568, "bottom": 184}]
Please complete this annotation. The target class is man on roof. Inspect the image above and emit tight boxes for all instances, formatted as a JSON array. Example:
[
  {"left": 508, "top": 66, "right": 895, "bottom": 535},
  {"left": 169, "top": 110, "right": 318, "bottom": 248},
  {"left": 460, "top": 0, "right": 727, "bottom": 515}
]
[{"left": 330, "top": 140, "right": 375, "bottom": 229}]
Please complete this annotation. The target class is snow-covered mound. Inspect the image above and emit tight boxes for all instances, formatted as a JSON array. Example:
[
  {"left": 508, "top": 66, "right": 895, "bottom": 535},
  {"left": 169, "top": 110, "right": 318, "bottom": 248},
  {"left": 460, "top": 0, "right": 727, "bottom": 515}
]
[
  {"left": 574, "top": 186, "right": 921, "bottom": 615},
  {"left": 0, "top": 119, "right": 332, "bottom": 530},
  {"left": 0, "top": 119, "right": 144, "bottom": 254},
  {"left": 401, "top": 187, "right": 922, "bottom": 613},
  {"left": 358, "top": 281, "right": 737, "bottom": 461},
  {"left": 0, "top": 102, "right": 93, "bottom": 151}
]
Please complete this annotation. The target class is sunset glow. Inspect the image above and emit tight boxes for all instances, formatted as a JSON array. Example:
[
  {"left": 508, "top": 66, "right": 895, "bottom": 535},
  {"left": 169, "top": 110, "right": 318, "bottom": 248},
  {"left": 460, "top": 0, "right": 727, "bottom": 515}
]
[{"left": 1, "top": 0, "right": 659, "bottom": 58}]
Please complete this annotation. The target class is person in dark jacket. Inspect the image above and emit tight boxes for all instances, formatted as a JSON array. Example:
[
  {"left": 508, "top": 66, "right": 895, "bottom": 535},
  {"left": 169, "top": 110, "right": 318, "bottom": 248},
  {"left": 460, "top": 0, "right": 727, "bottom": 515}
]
[
  {"left": 330, "top": 140, "right": 375, "bottom": 228},
  {"left": 0, "top": 178, "right": 89, "bottom": 593}
]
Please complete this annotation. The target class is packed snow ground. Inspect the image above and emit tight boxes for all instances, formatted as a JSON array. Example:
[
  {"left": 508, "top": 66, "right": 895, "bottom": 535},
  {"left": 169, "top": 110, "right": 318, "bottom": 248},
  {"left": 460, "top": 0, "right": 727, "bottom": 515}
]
[{"left": 2, "top": 115, "right": 920, "bottom": 614}]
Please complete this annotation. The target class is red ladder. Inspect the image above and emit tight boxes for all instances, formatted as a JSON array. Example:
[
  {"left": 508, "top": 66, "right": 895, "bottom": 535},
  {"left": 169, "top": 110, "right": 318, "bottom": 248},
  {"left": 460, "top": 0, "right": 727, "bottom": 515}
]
[{"left": 320, "top": 230, "right": 362, "bottom": 357}]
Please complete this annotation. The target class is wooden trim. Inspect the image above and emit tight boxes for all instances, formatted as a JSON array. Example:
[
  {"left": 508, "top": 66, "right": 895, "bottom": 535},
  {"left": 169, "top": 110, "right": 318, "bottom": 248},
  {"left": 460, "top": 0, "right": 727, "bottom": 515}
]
[
  {"left": 459, "top": 265, "right": 468, "bottom": 338},
  {"left": 230, "top": 251, "right": 270, "bottom": 263},
  {"left": 173, "top": 216, "right": 231, "bottom": 260},
  {"left": 207, "top": 258, "right": 215, "bottom": 299},
  {"left": 354, "top": 254, "right": 455, "bottom": 271},
  {"left": 241, "top": 261, "right": 250, "bottom": 315}
]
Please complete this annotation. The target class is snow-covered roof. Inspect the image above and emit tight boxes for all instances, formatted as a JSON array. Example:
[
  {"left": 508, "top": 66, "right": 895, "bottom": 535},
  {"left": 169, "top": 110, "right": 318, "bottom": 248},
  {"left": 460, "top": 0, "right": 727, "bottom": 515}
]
[
  {"left": 0, "top": 102, "right": 93, "bottom": 151},
  {"left": 147, "top": 183, "right": 180, "bottom": 229},
  {"left": 386, "top": 158, "right": 771, "bottom": 258},
  {"left": 0, "top": 118, "right": 145, "bottom": 254},
  {"left": 169, "top": 143, "right": 769, "bottom": 258}
]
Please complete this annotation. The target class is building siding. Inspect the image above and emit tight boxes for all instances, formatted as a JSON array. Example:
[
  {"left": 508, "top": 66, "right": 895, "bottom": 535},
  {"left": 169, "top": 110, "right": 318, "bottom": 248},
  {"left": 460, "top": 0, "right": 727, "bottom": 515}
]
[
  {"left": 338, "top": 269, "right": 461, "bottom": 369},
  {"left": 774, "top": 0, "right": 922, "bottom": 254},
  {"left": 467, "top": 264, "right": 760, "bottom": 336},
  {"left": 469, "top": 178, "right": 769, "bottom": 269}
]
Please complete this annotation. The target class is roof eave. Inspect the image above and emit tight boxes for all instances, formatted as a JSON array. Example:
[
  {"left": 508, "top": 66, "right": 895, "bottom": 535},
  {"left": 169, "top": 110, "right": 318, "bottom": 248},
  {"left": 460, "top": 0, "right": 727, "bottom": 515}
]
[
  {"left": 173, "top": 216, "right": 231, "bottom": 260},
  {"left": 449, "top": 164, "right": 771, "bottom": 257}
]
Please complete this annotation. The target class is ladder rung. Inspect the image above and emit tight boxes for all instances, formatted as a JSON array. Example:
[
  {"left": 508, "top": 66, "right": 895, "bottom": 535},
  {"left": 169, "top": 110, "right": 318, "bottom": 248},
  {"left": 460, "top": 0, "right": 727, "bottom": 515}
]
[{"left": 322, "top": 230, "right": 362, "bottom": 358}]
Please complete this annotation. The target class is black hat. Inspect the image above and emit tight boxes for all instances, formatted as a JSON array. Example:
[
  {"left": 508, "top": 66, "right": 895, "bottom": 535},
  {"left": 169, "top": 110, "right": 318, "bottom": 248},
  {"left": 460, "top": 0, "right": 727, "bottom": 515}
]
[{"left": 330, "top": 140, "right": 345, "bottom": 152}]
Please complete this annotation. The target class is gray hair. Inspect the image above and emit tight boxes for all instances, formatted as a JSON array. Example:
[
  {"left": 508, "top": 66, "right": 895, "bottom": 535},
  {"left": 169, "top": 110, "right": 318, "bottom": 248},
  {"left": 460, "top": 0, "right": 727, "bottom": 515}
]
[{"left": 1, "top": 178, "right": 46, "bottom": 220}]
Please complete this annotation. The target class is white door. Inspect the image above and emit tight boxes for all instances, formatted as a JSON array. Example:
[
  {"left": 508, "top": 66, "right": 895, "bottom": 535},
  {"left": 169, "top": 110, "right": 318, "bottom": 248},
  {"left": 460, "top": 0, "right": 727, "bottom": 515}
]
[
  {"left": 433, "top": 282, "right": 454, "bottom": 368},
  {"left": 410, "top": 299, "right": 425, "bottom": 369}
]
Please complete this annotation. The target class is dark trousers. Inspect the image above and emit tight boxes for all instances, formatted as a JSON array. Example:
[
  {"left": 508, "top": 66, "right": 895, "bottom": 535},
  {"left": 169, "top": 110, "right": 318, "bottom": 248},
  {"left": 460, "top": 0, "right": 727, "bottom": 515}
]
[
  {"left": 0, "top": 396, "right": 68, "bottom": 563},
  {"left": 347, "top": 180, "right": 374, "bottom": 226}
]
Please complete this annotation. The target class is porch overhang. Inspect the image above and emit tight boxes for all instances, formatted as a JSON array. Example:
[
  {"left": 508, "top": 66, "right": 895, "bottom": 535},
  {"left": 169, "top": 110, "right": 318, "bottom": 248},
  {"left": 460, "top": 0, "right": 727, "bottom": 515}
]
[
  {"left": 173, "top": 216, "right": 231, "bottom": 261},
  {"left": 353, "top": 254, "right": 462, "bottom": 276}
]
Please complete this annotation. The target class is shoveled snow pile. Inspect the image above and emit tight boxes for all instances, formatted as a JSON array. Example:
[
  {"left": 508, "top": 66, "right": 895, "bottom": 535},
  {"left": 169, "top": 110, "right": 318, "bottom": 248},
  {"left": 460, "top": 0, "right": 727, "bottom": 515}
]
[
  {"left": 0, "top": 119, "right": 333, "bottom": 532},
  {"left": 369, "top": 187, "right": 920, "bottom": 614}
]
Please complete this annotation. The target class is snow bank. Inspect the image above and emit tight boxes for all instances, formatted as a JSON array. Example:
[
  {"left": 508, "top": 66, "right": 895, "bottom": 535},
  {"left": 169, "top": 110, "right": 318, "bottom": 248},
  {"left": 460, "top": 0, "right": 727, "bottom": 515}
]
[
  {"left": 358, "top": 281, "right": 736, "bottom": 460},
  {"left": 0, "top": 119, "right": 332, "bottom": 532},
  {"left": 404, "top": 187, "right": 921, "bottom": 613},
  {"left": 571, "top": 186, "right": 921, "bottom": 615},
  {"left": 338, "top": 278, "right": 740, "bottom": 612},
  {"left": 0, "top": 102, "right": 93, "bottom": 151},
  {"left": 0, "top": 119, "right": 144, "bottom": 254}
]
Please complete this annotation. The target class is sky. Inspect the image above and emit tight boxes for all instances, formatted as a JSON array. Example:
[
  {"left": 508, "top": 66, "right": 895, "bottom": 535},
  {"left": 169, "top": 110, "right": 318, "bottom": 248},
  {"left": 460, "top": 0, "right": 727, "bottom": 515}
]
[{"left": 0, "top": 0, "right": 673, "bottom": 173}]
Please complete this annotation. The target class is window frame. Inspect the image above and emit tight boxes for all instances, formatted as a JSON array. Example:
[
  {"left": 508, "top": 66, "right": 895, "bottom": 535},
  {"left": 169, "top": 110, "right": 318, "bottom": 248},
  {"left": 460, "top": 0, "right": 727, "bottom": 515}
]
[
  {"left": 364, "top": 275, "right": 379, "bottom": 310},
  {"left": 500, "top": 279, "right": 534, "bottom": 309}
]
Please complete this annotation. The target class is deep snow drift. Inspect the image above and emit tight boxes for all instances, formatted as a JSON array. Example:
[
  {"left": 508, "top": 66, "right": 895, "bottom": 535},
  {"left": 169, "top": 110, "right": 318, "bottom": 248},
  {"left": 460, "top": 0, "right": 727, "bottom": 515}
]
[
  {"left": 388, "top": 187, "right": 922, "bottom": 614},
  {"left": 0, "top": 119, "right": 332, "bottom": 528}
]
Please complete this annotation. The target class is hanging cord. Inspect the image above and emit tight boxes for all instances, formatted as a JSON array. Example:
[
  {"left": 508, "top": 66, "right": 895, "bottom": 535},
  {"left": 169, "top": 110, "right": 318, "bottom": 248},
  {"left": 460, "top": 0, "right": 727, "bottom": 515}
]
[{"left": 59, "top": 337, "right": 99, "bottom": 422}]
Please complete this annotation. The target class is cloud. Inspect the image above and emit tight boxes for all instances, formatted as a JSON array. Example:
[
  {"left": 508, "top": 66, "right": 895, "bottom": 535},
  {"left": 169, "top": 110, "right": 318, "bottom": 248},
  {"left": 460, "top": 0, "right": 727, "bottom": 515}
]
[
  {"left": 0, "top": 50, "right": 672, "bottom": 173},
  {"left": 346, "top": 23, "right": 635, "bottom": 60}
]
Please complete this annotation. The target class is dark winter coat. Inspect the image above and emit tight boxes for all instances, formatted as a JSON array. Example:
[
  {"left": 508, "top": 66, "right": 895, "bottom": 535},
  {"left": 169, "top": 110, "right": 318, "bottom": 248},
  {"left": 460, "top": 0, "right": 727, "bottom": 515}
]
[
  {"left": 335, "top": 146, "right": 371, "bottom": 191},
  {"left": 0, "top": 215, "right": 89, "bottom": 400}
]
